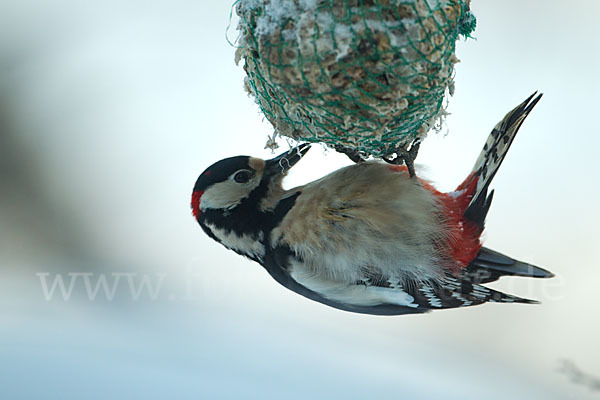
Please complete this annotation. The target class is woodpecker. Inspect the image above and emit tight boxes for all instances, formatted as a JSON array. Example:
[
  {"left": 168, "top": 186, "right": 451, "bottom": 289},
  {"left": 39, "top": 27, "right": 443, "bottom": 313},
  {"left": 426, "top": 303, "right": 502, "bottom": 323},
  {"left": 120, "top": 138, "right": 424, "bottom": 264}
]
[{"left": 191, "top": 92, "right": 553, "bottom": 315}]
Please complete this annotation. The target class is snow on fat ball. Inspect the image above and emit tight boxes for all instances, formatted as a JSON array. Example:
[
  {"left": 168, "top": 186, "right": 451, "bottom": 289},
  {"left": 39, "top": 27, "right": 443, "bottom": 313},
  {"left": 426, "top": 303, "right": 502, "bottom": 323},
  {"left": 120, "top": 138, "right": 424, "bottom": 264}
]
[{"left": 235, "top": 0, "right": 475, "bottom": 158}]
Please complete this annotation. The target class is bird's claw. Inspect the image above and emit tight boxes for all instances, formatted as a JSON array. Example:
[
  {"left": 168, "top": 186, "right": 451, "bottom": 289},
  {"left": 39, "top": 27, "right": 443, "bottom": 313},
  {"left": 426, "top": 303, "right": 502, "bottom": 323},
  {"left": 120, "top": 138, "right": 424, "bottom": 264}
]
[
  {"left": 334, "top": 145, "right": 367, "bottom": 164},
  {"left": 335, "top": 141, "right": 421, "bottom": 177},
  {"left": 383, "top": 140, "right": 421, "bottom": 178}
]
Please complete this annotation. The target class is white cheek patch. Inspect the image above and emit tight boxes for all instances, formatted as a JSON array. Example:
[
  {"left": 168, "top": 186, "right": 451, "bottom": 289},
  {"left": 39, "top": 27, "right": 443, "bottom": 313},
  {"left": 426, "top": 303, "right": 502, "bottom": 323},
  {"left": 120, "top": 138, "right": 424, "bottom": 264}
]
[
  {"left": 200, "top": 175, "right": 262, "bottom": 210},
  {"left": 205, "top": 223, "right": 265, "bottom": 260}
]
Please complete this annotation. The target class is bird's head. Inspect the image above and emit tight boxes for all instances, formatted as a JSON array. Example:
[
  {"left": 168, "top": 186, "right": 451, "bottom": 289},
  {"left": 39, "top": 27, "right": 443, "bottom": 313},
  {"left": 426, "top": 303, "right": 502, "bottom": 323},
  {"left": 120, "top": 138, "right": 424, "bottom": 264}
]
[{"left": 191, "top": 144, "right": 310, "bottom": 246}]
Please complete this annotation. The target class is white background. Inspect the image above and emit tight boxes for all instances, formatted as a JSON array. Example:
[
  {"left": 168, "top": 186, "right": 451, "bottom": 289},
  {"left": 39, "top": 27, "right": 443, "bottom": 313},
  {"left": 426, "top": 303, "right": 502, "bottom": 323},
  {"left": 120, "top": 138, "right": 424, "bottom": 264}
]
[{"left": 1, "top": 1, "right": 598, "bottom": 399}]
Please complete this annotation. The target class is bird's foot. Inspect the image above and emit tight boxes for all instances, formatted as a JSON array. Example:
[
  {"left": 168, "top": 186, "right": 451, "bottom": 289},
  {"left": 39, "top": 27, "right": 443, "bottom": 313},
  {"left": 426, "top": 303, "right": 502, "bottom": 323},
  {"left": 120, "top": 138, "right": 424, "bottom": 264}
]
[
  {"left": 334, "top": 145, "right": 367, "bottom": 164},
  {"left": 383, "top": 141, "right": 421, "bottom": 178}
]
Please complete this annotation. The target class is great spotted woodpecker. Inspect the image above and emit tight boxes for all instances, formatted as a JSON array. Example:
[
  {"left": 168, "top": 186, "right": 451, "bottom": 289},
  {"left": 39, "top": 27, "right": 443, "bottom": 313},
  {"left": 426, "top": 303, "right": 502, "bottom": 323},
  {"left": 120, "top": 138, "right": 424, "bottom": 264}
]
[{"left": 191, "top": 93, "right": 553, "bottom": 315}]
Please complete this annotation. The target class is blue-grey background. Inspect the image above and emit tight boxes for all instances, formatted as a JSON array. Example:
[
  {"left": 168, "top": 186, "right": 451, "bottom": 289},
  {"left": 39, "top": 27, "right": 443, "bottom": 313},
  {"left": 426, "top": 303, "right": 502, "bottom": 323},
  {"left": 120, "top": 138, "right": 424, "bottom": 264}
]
[{"left": 1, "top": 1, "right": 599, "bottom": 399}]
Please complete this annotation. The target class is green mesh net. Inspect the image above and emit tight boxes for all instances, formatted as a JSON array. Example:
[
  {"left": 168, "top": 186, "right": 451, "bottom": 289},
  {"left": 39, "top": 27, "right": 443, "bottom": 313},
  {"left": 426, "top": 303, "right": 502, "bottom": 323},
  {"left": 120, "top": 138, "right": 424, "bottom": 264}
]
[{"left": 235, "top": 0, "right": 475, "bottom": 158}]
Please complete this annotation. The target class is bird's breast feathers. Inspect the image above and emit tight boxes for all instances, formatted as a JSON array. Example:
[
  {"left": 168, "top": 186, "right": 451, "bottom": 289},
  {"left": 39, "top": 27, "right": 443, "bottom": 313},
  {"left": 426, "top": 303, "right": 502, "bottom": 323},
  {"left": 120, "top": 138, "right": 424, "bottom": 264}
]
[{"left": 270, "top": 162, "right": 452, "bottom": 285}]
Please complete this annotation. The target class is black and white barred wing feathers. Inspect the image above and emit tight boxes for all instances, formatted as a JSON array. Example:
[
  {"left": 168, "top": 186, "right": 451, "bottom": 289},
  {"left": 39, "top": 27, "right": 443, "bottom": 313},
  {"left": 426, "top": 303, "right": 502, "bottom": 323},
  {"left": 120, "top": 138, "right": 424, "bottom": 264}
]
[{"left": 269, "top": 249, "right": 538, "bottom": 316}]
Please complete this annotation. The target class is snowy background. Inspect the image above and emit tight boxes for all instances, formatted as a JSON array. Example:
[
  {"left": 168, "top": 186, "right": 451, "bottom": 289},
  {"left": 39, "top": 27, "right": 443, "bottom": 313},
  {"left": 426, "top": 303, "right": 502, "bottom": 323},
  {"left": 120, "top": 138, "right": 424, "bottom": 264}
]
[{"left": 1, "top": 1, "right": 599, "bottom": 399}]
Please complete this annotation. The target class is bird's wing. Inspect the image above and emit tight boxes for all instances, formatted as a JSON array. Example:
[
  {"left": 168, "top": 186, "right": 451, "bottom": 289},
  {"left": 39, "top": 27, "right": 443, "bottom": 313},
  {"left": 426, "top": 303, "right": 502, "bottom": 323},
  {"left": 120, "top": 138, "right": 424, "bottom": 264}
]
[
  {"left": 271, "top": 248, "right": 536, "bottom": 315},
  {"left": 265, "top": 244, "right": 427, "bottom": 315}
]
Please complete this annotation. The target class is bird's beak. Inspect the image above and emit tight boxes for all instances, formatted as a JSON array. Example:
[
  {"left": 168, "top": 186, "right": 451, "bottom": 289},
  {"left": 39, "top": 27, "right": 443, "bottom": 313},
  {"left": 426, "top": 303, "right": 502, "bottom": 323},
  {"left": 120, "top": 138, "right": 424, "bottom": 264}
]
[{"left": 265, "top": 143, "right": 311, "bottom": 177}]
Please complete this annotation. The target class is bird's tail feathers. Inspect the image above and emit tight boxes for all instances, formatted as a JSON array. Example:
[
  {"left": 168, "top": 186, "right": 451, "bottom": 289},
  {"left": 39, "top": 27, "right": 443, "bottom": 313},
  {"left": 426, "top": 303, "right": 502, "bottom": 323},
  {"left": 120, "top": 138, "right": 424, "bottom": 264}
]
[{"left": 464, "top": 247, "right": 554, "bottom": 284}]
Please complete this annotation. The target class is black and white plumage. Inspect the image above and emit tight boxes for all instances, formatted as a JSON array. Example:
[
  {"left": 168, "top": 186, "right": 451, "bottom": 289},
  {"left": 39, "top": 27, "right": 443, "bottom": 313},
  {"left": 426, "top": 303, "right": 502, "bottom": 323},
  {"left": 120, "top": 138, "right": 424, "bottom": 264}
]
[{"left": 191, "top": 93, "right": 553, "bottom": 315}]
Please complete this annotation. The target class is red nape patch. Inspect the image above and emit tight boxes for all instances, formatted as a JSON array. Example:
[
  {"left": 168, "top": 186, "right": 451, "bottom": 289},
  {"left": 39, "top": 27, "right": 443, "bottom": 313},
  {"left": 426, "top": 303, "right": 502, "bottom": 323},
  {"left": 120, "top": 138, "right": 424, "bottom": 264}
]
[
  {"left": 422, "top": 174, "right": 482, "bottom": 272},
  {"left": 203, "top": 170, "right": 212, "bottom": 176},
  {"left": 191, "top": 190, "right": 204, "bottom": 219},
  {"left": 387, "top": 164, "right": 409, "bottom": 173}
]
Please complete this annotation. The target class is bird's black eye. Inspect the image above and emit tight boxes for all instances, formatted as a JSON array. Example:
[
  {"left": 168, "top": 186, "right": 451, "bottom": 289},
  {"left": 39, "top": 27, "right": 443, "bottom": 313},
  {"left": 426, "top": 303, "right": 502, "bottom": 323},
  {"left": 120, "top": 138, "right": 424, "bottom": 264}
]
[{"left": 233, "top": 170, "right": 252, "bottom": 183}]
